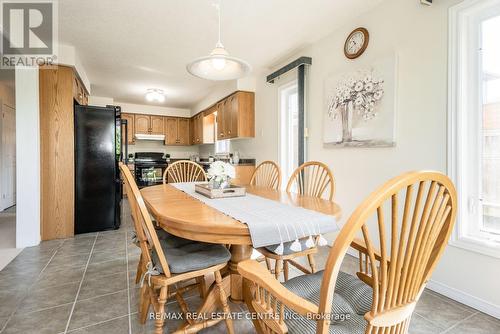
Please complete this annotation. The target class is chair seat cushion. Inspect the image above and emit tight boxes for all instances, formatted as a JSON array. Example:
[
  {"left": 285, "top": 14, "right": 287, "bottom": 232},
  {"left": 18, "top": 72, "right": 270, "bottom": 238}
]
[
  {"left": 152, "top": 238, "right": 231, "bottom": 274},
  {"left": 154, "top": 229, "right": 193, "bottom": 248},
  {"left": 265, "top": 238, "right": 312, "bottom": 255},
  {"left": 282, "top": 270, "right": 372, "bottom": 334}
]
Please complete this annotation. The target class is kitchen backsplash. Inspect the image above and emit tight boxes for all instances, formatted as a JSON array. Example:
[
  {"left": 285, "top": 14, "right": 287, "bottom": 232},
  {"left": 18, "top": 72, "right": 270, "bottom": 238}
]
[
  {"left": 128, "top": 140, "right": 199, "bottom": 159},
  {"left": 128, "top": 141, "right": 252, "bottom": 160}
]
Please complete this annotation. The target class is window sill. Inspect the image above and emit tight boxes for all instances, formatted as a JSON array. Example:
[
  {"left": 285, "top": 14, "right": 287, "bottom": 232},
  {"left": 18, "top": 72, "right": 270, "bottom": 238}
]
[{"left": 451, "top": 235, "right": 500, "bottom": 259}]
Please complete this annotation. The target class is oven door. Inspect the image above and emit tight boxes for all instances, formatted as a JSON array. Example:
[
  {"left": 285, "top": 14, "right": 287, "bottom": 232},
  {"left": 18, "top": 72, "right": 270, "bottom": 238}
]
[{"left": 135, "top": 164, "right": 167, "bottom": 188}]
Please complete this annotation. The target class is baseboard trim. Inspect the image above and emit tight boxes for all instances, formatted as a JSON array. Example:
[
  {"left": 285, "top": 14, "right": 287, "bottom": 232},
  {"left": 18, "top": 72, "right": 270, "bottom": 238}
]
[
  {"left": 426, "top": 280, "right": 500, "bottom": 319},
  {"left": 344, "top": 248, "right": 500, "bottom": 319}
]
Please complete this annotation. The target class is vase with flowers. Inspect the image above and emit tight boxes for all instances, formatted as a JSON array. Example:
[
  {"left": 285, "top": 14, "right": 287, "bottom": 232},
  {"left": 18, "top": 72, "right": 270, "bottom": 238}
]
[{"left": 207, "top": 161, "right": 236, "bottom": 189}]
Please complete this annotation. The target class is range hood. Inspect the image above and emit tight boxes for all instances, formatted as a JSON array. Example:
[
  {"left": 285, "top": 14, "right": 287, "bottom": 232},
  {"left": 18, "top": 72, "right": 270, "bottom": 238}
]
[{"left": 134, "top": 133, "right": 165, "bottom": 141}]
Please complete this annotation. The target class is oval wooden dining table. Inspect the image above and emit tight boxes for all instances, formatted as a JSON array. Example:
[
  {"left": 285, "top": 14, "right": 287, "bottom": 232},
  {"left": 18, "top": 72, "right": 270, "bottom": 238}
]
[{"left": 140, "top": 183, "right": 342, "bottom": 304}]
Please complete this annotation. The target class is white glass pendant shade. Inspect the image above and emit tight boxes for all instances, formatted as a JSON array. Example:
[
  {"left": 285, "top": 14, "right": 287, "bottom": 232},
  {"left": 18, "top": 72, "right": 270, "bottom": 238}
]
[
  {"left": 186, "top": 2, "right": 251, "bottom": 81},
  {"left": 187, "top": 44, "right": 251, "bottom": 81}
]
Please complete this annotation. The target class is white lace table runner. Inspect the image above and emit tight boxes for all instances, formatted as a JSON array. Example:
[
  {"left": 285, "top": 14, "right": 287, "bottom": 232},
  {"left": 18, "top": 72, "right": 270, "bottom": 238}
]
[{"left": 171, "top": 183, "right": 339, "bottom": 251}]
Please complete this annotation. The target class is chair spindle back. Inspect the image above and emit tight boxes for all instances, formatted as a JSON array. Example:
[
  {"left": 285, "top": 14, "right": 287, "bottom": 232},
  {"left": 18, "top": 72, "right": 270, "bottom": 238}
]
[
  {"left": 120, "top": 163, "right": 171, "bottom": 277},
  {"left": 318, "top": 171, "right": 457, "bottom": 334},
  {"left": 163, "top": 160, "right": 207, "bottom": 184},
  {"left": 286, "top": 161, "right": 335, "bottom": 200},
  {"left": 250, "top": 161, "right": 282, "bottom": 190}
]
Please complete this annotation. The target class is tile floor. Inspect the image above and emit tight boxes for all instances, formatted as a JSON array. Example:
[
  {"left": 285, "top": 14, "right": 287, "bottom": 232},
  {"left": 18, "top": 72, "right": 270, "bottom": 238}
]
[
  {"left": 0, "top": 202, "right": 499, "bottom": 334},
  {"left": 0, "top": 206, "right": 21, "bottom": 271}
]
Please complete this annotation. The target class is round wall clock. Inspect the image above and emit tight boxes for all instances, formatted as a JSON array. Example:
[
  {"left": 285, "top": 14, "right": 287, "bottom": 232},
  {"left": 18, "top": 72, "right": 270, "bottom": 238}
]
[{"left": 344, "top": 27, "right": 369, "bottom": 59}]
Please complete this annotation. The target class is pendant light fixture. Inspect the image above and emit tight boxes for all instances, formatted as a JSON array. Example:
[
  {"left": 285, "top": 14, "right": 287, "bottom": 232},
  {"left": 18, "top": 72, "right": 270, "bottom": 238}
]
[{"left": 187, "top": 1, "right": 251, "bottom": 81}]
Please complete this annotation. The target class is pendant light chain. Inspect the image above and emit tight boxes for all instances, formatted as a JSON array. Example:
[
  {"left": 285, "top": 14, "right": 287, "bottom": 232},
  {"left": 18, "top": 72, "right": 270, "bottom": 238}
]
[{"left": 186, "top": 0, "right": 251, "bottom": 80}]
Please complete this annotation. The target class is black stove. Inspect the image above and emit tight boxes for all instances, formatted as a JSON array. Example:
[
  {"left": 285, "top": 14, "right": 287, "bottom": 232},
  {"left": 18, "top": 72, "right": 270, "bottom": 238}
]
[{"left": 134, "top": 152, "right": 168, "bottom": 188}]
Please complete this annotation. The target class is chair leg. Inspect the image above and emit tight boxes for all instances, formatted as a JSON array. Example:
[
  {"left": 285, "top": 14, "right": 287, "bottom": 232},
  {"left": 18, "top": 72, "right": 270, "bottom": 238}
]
[
  {"left": 307, "top": 254, "right": 317, "bottom": 274},
  {"left": 155, "top": 286, "right": 168, "bottom": 334},
  {"left": 139, "top": 284, "right": 150, "bottom": 324},
  {"left": 274, "top": 259, "right": 283, "bottom": 280},
  {"left": 265, "top": 257, "right": 272, "bottom": 271},
  {"left": 283, "top": 260, "right": 289, "bottom": 281},
  {"left": 215, "top": 270, "right": 234, "bottom": 334},
  {"left": 135, "top": 255, "right": 144, "bottom": 284},
  {"left": 196, "top": 276, "right": 207, "bottom": 298}
]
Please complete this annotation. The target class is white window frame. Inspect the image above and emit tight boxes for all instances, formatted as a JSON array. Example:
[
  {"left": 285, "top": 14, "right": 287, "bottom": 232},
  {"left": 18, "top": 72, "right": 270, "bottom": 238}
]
[
  {"left": 448, "top": 0, "right": 500, "bottom": 258},
  {"left": 278, "top": 79, "right": 298, "bottom": 188}
]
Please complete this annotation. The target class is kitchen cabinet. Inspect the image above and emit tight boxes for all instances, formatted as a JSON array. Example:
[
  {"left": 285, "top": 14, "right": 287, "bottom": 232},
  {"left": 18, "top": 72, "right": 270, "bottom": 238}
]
[
  {"left": 150, "top": 116, "right": 164, "bottom": 134},
  {"left": 216, "top": 91, "right": 254, "bottom": 140},
  {"left": 135, "top": 115, "right": 149, "bottom": 134},
  {"left": 191, "top": 113, "right": 203, "bottom": 144},
  {"left": 135, "top": 114, "right": 163, "bottom": 135},
  {"left": 231, "top": 165, "right": 256, "bottom": 186},
  {"left": 40, "top": 65, "right": 89, "bottom": 240},
  {"left": 121, "top": 113, "right": 135, "bottom": 144},
  {"left": 178, "top": 118, "right": 190, "bottom": 145},
  {"left": 164, "top": 117, "right": 190, "bottom": 146},
  {"left": 72, "top": 75, "right": 89, "bottom": 105}
]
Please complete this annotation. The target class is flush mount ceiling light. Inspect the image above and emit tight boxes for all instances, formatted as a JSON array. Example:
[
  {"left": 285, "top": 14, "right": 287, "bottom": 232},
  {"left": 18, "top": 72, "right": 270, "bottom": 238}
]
[
  {"left": 186, "top": 1, "right": 251, "bottom": 81},
  {"left": 145, "top": 88, "right": 165, "bottom": 103}
]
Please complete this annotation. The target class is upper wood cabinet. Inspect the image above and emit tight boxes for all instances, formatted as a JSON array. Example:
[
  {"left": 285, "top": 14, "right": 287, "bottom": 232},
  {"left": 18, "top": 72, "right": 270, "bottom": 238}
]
[
  {"left": 134, "top": 114, "right": 164, "bottom": 135},
  {"left": 191, "top": 113, "right": 203, "bottom": 144},
  {"left": 121, "top": 113, "right": 135, "bottom": 145},
  {"left": 72, "top": 75, "right": 89, "bottom": 106},
  {"left": 164, "top": 117, "right": 190, "bottom": 146},
  {"left": 178, "top": 118, "right": 190, "bottom": 145},
  {"left": 216, "top": 91, "right": 255, "bottom": 140}
]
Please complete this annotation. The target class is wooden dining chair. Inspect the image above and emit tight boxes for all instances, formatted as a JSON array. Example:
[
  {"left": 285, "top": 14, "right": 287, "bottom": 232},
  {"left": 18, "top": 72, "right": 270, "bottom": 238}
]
[
  {"left": 250, "top": 161, "right": 282, "bottom": 190},
  {"left": 120, "top": 163, "right": 234, "bottom": 334},
  {"left": 163, "top": 160, "right": 207, "bottom": 184},
  {"left": 238, "top": 171, "right": 457, "bottom": 334},
  {"left": 259, "top": 161, "right": 335, "bottom": 281}
]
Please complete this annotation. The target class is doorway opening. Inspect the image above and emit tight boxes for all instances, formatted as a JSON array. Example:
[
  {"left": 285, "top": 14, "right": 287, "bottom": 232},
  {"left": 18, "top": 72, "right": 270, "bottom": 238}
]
[
  {"left": 279, "top": 80, "right": 299, "bottom": 187},
  {"left": 0, "top": 69, "right": 18, "bottom": 270}
]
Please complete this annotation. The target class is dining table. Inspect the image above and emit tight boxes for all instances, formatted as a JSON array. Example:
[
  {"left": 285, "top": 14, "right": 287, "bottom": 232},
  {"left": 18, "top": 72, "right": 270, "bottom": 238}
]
[{"left": 140, "top": 183, "right": 342, "bottom": 307}]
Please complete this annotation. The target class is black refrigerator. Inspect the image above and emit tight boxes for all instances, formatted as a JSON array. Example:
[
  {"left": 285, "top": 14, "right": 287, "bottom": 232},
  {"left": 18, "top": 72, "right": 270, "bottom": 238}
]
[{"left": 74, "top": 105, "right": 124, "bottom": 234}]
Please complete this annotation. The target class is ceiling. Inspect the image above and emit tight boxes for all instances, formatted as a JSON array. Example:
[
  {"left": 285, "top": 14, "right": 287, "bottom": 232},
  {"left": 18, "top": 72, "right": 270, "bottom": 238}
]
[{"left": 59, "top": 0, "right": 384, "bottom": 109}]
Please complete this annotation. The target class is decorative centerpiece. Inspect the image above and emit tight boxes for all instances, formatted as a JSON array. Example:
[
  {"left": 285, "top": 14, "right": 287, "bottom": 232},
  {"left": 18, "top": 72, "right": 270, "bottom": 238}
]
[{"left": 195, "top": 161, "right": 246, "bottom": 199}]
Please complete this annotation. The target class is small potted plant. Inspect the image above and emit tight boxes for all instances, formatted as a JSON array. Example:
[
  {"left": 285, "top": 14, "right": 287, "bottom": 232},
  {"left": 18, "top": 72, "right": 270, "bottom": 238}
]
[{"left": 207, "top": 161, "right": 236, "bottom": 189}]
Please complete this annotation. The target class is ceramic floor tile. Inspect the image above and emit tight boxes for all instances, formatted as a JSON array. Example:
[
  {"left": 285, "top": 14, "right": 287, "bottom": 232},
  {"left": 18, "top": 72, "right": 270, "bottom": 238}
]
[
  {"left": 84, "top": 258, "right": 128, "bottom": 280},
  {"left": 35, "top": 266, "right": 86, "bottom": 289},
  {"left": 67, "top": 314, "right": 130, "bottom": 333},
  {"left": 408, "top": 313, "right": 443, "bottom": 334},
  {"left": 78, "top": 272, "right": 128, "bottom": 300},
  {"left": 68, "top": 290, "right": 129, "bottom": 330},
  {"left": 0, "top": 291, "right": 22, "bottom": 318},
  {"left": 414, "top": 291, "right": 473, "bottom": 329},
  {"left": 16, "top": 281, "right": 80, "bottom": 314},
  {"left": 447, "top": 312, "right": 500, "bottom": 334},
  {"left": 89, "top": 249, "right": 126, "bottom": 264},
  {"left": 2, "top": 303, "right": 72, "bottom": 334}
]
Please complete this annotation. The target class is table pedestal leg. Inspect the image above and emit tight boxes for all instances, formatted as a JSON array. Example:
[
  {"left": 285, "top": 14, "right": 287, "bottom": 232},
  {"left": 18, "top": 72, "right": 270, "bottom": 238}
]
[{"left": 228, "top": 244, "right": 253, "bottom": 303}]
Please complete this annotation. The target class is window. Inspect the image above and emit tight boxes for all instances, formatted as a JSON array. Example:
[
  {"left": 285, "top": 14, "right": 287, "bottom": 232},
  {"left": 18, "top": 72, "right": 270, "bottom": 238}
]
[
  {"left": 449, "top": 0, "right": 500, "bottom": 257},
  {"left": 279, "top": 80, "right": 299, "bottom": 186},
  {"left": 215, "top": 139, "right": 230, "bottom": 154}
]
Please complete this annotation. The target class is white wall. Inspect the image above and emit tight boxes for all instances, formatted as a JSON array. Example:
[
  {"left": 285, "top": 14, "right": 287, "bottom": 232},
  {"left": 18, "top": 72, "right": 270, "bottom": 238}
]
[
  {"left": 118, "top": 102, "right": 191, "bottom": 118},
  {"left": 245, "top": 0, "right": 500, "bottom": 317},
  {"left": 15, "top": 67, "right": 40, "bottom": 248}
]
